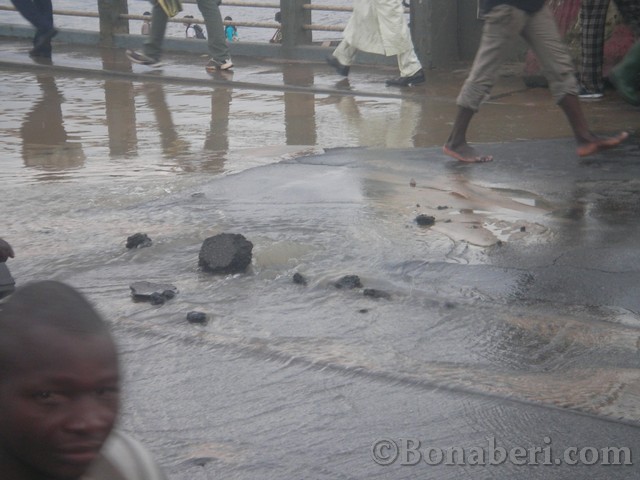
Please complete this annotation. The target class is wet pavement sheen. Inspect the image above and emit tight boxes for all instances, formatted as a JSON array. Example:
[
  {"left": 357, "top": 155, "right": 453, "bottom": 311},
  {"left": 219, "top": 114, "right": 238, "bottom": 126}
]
[{"left": 2, "top": 37, "right": 640, "bottom": 479}]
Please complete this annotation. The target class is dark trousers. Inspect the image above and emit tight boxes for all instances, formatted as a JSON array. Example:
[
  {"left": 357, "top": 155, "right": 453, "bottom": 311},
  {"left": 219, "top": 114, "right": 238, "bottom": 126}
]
[{"left": 10, "top": 0, "right": 53, "bottom": 32}]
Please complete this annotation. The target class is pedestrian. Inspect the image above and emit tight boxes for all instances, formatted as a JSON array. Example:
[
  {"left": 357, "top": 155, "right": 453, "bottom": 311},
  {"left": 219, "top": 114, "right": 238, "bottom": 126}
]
[
  {"left": 443, "top": 0, "right": 628, "bottom": 163},
  {"left": 269, "top": 11, "right": 282, "bottom": 44},
  {"left": 326, "top": 0, "right": 425, "bottom": 87},
  {"left": 141, "top": 11, "right": 151, "bottom": 35},
  {"left": 0, "top": 280, "right": 169, "bottom": 480},
  {"left": 10, "top": 0, "right": 57, "bottom": 58},
  {"left": 224, "top": 16, "right": 239, "bottom": 42},
  {"left": 579, "top": 0, "right": 640, "bottom": 99},
  {"left": 126, "top": 0, "right": 232, "bottom": 71},
  {"left": 609, "top": 38, "right": 640, "bottom": 105},
  {"left": 184, "top": 14, "right": 206, "bottom": 39}
]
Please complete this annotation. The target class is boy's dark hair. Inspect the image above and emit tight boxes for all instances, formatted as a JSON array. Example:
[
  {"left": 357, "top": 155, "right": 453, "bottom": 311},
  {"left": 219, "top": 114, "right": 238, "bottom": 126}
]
[{"left": 0, "top": 281, "right": 109, "bottom": 376}]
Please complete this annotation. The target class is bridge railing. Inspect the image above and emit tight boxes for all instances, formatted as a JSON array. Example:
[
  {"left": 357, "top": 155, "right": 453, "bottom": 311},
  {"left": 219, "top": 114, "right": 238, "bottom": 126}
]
[{"left": 0, "top": 0, "right": 478, "bottom": 67}]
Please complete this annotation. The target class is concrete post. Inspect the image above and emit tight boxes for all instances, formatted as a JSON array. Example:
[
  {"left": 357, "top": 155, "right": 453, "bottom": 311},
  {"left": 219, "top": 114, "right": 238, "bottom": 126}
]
[
  {"left": 280, "top": 0, "right": 312, "bottom": 48},
  {"left": 410, "top": 0, "right": 459, "bottom": 68},
  {"left": 97, "top": 0, "right": 129, "bottom": 46}
]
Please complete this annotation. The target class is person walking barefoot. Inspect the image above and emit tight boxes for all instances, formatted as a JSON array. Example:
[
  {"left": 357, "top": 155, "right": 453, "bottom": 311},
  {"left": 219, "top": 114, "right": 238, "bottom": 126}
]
[{"left": 443, "top": 0, "right": 628, "bottom": 163}]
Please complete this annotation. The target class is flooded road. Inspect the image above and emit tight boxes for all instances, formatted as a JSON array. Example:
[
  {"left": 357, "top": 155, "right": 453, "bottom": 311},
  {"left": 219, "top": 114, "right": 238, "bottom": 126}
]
[{"left": 2, "top": 67, "right": 640, "bottom": 479}]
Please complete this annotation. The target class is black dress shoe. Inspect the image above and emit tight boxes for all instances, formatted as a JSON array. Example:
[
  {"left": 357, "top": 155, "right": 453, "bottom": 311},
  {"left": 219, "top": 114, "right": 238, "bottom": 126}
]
[
  {"left": 29, "top": 46, "right": 52, "bottom": 59},
  {"left": 326, "top": 55, "right": 350, "bottom": 76},
  {"left": 386, "top": 69, "right": 426, "bottom": 87}
]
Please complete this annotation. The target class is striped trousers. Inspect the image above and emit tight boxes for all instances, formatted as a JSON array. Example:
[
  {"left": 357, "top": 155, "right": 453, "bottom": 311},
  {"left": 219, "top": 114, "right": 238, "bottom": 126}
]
[{"left": 580, "top": 0, "right": 640, "bottom": 91}]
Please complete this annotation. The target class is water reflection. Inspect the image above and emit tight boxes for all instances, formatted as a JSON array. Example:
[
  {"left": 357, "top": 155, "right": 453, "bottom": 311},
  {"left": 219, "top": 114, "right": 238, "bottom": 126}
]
[
  {"left": 283, "top": 65, "right": 316, "bottom": 146},
  {"left": 20, "top": 74, "right": 85, "bottom": 179},
  {"left": 331, "top": 94, "right": 422, "bottom": 148},
  {"left": 143, "top": 83, "right": 191, "bottom": 159},
  {"left": 203, "top": 86, "right": 232, "bottom": 172}
]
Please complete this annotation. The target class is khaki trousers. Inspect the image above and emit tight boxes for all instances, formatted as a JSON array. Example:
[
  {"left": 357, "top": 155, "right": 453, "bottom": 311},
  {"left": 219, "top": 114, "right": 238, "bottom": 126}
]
[{"left": 458, "top": 5, "right": 578, "bottom": 111}]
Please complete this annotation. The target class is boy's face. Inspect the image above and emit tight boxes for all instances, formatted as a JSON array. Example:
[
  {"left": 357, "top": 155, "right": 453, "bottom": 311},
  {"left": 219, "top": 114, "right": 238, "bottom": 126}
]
[{"left": 0, "top": 325, "right": 119, "bottom": 480}]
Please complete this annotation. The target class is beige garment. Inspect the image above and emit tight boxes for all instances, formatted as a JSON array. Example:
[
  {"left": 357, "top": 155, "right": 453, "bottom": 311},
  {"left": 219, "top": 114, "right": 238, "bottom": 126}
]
[
  {"left": 83, "top": 430, "right": 169, "bottom": 480},
  {"left": 342, "top": 0, "right": 413, "bottom": 56},
  {"left": 457, "top": 4, "right": 578, "bottom": 111}
]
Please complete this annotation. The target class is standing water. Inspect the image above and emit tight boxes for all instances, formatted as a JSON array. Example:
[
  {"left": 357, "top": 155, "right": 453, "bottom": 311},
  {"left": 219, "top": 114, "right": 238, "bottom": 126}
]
[{"left": 2, "top": 9, "right": 640, "bottom": 479}]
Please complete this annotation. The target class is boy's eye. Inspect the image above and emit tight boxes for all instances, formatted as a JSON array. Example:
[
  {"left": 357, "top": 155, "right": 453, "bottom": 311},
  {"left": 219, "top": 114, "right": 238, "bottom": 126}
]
[
  {"left": 33, "top": 391, "right": 61, "bottom": 404},
  {"left": 96, "top": 387, "right": 115, "bottom": 395}
]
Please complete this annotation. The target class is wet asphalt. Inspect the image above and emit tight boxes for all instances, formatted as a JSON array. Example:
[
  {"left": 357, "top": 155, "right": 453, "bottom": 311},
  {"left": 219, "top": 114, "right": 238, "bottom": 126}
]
[{"left": 2, "top": 36, "right": 640, "bottom": 478}]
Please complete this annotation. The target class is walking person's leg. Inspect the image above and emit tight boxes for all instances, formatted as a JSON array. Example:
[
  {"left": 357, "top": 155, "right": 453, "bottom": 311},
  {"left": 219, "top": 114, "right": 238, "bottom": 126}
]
[
  {"left": 198, "top": 0, "right": 232, "bottom": 70},
  {"left": 444, "top": 5, "right": 524, "bottom": 163},
  {"left": 579, "top": 0, "right": 610, "bottom": 96},
  {"left": 10, "top": 0, "right": 53, "bottom": 31},
  {"left": 524, "top": 5, "right": 627, "bottom": 156},
  {"left": 126, "top": 1, "right": 166, "bottom": 66},
  {"left": 328, "top": 40, "right": 357, "bottom": 75},
  {"left": 386, "top": 48, "right": 424, "bottom": 86},
  {"left": 144, "top": 1, "right": 169, "bottom": 61},
  {"left": 11, "top": 0, "right": 56, "bottom": 56}
]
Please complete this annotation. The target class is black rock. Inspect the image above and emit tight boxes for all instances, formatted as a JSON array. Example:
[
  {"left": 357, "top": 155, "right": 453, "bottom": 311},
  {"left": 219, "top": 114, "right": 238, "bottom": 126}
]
[
  {"left": 126, "top": 233, "right": 152, "bottom": 249},
  {"left": 363, "top": 288, "right": 391, "bottom": 300},
  {"left": 149, "top": 292, "right": 165, "bottom": 305},
  {"left": 198, "top": 233, "right": 253, "bottom": 274},
  {"left": 334, "top": 275, "right": 362, "bottom": 289},
  {"left": 415, "top": 214, "right": 435, "bottom": 226},
  {"left": 187, "top": 311, "right": 208, "bottom": 324},
  {"left": 162, "top": 290, "right": 176, "bottom": 300},
  {"left": 130, "top": 281, "right": 178, "bottom": 303},
  {"left": 293, "top": 272, "right": 307, "bottom": 286}
]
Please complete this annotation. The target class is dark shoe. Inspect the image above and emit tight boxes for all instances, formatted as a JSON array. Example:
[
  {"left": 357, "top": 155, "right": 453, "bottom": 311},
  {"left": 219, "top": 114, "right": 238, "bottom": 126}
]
[
  {"left": 326, "top": 55, "right": 350, "bottom": 76},
  {"left": 609, "top": 69, "right": 640, "bottom": 106},
  {"left": 29, "top": 45, "right": 52, "bottom": 59},
  {"left": 578, "top": 84, "right": 604, "bottom": 99},
  {"left": 126, "top": 49, "right": 163, "bottom": 67},
  {"left": 33, "top": 27, "right": 57, "bottom": 51},
  {"left": 386, "top": 69, "right": 425, "bottom": 87}
]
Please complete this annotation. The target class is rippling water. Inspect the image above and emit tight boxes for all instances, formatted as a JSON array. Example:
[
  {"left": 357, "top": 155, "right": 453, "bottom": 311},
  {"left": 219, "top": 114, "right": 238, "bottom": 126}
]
[{"left": 3, "top": 67, "right": 640, "bottom": 479}]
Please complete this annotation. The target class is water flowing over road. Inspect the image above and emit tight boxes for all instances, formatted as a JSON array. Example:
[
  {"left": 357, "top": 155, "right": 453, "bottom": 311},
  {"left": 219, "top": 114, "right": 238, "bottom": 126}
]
[{"left": 2, "top": 44, "right": 640, "bottom": 479}]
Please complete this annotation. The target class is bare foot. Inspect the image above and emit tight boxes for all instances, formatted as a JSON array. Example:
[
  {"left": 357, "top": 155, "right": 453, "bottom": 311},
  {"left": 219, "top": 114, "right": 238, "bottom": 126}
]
[
  {"left": 576, "top": 131, "right": 629, "bottom": 157},
  {"left": 443, "top": 144, "right": 493, "bottom": 163}
]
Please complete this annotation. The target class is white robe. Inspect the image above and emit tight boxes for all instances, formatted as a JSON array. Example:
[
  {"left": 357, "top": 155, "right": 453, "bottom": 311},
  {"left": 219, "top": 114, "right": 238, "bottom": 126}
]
[{"left": 342, "top": 0, "right": 413, "bottom": 56}]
